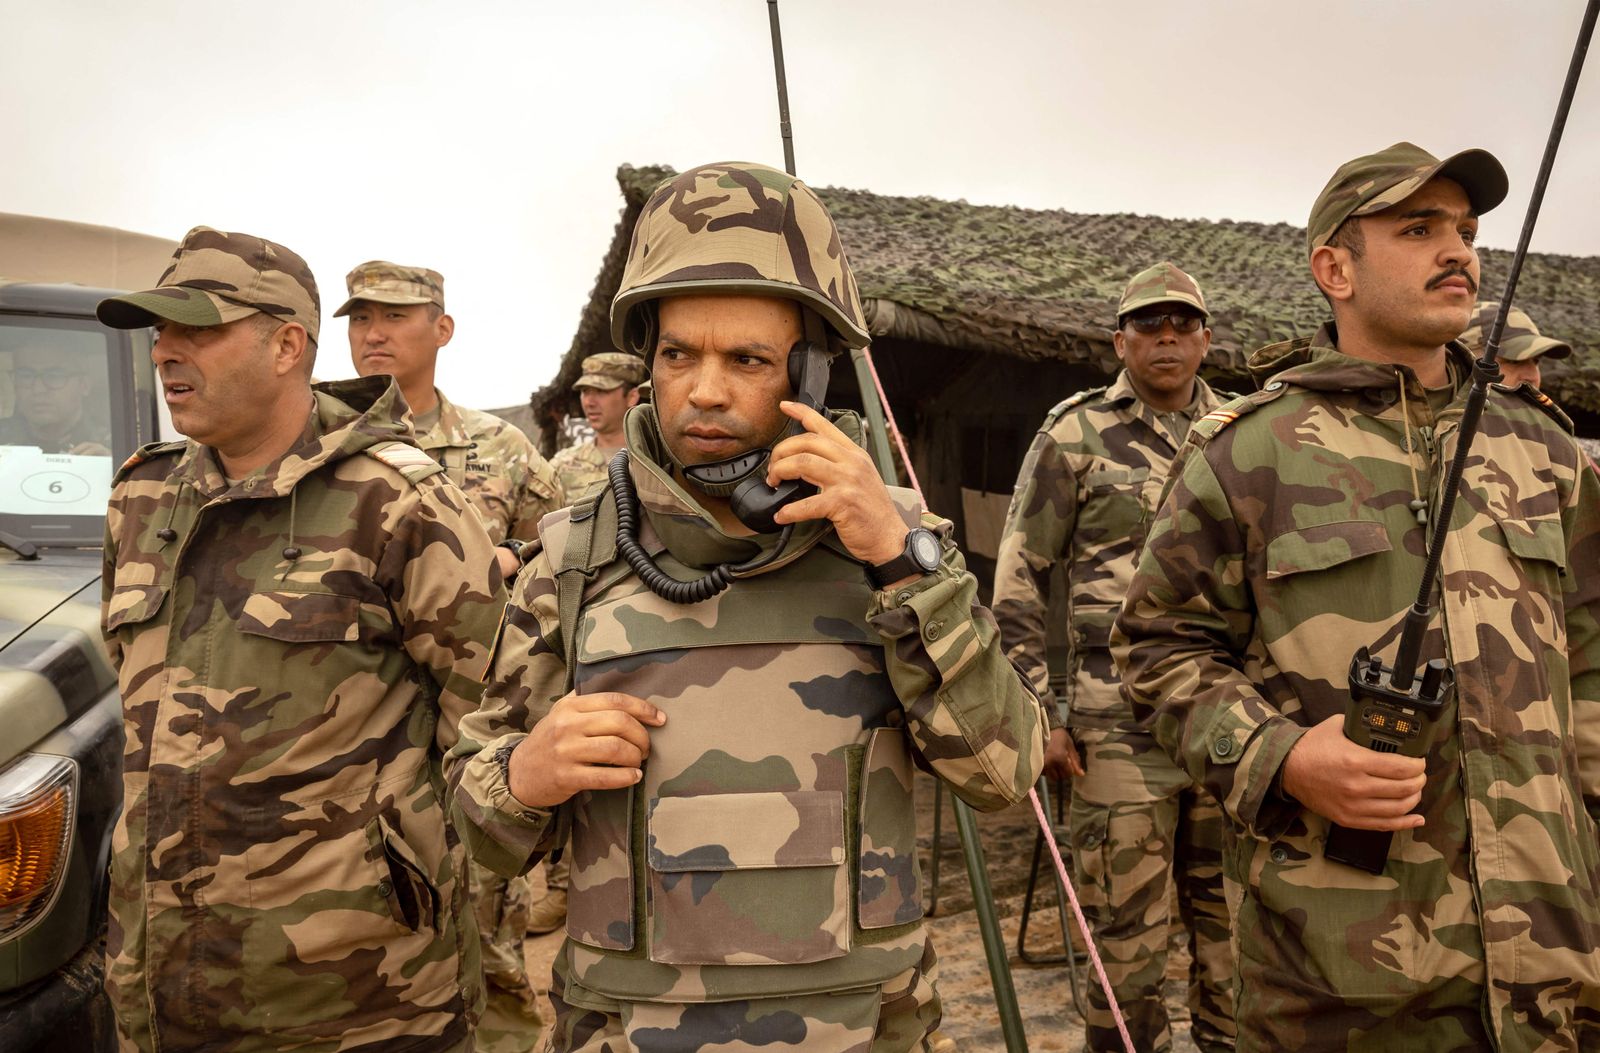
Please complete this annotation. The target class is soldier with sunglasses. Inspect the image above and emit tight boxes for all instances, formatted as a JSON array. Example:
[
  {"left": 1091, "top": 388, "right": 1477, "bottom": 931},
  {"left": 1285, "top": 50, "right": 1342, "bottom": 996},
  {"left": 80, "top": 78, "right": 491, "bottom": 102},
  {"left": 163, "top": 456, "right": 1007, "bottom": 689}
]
[{"left": 994, "top": 261, "right": 1232, "bottom": 1052}]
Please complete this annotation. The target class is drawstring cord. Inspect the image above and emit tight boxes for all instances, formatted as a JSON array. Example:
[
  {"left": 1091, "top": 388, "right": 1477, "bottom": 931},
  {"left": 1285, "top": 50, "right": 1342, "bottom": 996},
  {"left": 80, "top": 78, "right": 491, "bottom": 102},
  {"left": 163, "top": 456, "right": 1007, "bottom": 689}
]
[
  {"left": 280, "top": 487, "right": 302, "bottom": 578},
  {"left": 155, "top": 497, "right": 180, "bottom": 546},
  {"left": 1397, "top": 370, "right": 1428, "bottom": 527}
]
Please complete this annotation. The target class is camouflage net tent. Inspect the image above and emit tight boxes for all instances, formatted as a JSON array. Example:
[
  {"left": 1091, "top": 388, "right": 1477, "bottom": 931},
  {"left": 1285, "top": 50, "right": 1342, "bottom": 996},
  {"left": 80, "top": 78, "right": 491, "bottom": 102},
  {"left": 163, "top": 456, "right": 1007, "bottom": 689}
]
[{"left": 530, "top": 164, "right": 1600, "bottom": 594}]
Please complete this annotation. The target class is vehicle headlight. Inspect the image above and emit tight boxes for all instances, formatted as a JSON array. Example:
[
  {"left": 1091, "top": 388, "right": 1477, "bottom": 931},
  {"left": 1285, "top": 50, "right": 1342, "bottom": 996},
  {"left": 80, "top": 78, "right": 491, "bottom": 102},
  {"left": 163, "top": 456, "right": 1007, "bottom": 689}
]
[{"left": 0, "top": 755, "right": 77, "bottom": 941}]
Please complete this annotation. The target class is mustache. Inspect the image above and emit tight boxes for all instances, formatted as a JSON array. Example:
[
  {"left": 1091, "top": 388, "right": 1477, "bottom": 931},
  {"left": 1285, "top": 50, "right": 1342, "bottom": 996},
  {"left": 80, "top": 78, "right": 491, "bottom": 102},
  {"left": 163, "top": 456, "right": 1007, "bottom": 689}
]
[
  {"left": 676, "top": 411, "right": 754, "bottom": 438},
  {"left": 1426, "top": 268, "right": 1478, "bottom": 294}
]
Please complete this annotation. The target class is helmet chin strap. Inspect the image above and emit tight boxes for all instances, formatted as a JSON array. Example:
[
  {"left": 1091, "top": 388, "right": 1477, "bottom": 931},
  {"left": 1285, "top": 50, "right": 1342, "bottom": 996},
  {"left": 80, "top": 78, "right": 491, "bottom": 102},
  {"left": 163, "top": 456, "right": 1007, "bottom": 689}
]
[{"left": 681, "top": 446, "right": 770, "bottom": 497}]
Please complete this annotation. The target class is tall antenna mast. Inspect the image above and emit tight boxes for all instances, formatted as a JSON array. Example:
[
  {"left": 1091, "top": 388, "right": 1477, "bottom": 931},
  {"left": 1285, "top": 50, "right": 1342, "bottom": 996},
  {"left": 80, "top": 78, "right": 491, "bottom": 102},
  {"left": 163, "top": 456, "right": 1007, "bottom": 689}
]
[{"left": 767, "top": 0, "right": 797, "bottom": 175}]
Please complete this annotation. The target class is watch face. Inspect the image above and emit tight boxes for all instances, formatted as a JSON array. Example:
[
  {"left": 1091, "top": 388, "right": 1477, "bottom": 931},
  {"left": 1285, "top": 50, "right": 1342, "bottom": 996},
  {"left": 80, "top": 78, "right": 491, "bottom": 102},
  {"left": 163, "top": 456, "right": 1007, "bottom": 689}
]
[{"left": 910, "top": 529, "right": 941, "bottom": 571}]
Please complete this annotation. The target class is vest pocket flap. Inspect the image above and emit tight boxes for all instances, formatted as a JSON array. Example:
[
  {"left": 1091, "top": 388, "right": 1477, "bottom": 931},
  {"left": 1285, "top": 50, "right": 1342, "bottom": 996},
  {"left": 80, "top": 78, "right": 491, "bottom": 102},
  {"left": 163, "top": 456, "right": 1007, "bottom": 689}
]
[
  {"left": 859, "top": 728, "right": 923, "bottom": 930},
  {"left": 646, "top": 790, "right": 851, "bottom": 966},
  {"left": 648, "top": 791, "right": 844, "bottom": 872},
  {"left": 105, "top": 583, "right": 168, "bottom": 631},
  {"left": 239, "top": 589, "right": 361, "bottom": 643},
  {"left": 1498, "top": 516, "right": 1567, "bottom": 570},
  {"left": 1265, "top": 520, "right": 1393, "bottom": 580}
]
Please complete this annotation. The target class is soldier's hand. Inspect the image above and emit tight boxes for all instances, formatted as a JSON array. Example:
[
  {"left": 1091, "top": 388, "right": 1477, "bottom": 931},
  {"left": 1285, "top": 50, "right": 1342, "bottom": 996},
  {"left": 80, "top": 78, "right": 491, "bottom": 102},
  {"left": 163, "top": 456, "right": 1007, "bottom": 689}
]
[
  {"left": 1043, "top": 728, "right": 1086, "bottom": 780},
  {"left": 494, "top": 547, "right": 522, "bottom": 582},
  {"left": 1280, "top": 715, "right": 1427, "bottom": 831},
  {"left": 507, "top": 692, "right": 666, "bottom": 809},
  {"left": 767, "top": 400, "right": 912, "bottom": 572}
]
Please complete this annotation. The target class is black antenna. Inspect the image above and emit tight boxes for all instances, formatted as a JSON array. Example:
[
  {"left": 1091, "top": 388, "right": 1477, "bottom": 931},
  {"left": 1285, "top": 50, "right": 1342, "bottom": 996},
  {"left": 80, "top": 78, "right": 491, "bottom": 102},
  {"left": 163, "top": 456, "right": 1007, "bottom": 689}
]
[
  {"left": 1390, "top": 0, "right": 1598, "bottom": 689},
  {"left": 767, "top": 0, "right": 796, "bottom": 175}
]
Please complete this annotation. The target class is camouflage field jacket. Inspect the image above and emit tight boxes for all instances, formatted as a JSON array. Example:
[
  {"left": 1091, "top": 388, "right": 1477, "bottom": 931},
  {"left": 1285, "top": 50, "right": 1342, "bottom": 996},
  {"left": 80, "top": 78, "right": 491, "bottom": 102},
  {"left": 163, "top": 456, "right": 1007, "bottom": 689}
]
[
  {"left": 1115, "top": 327, "right": 1600, "bottom": 1052},
  {"left": 101, "top": 377, "right": 506, "bottom": 1052},
  {"left": 549, "top": 439, "right": 612, "bottom": 503},
  {"left": 993, "top": 369, "right": 1221, "bottom": 732},
  {"left": 449, "top": 407, "right": 1044, "bottom": 1014},
  {"left": 414, "top": 388, "right": 563, "bottom": 542}
]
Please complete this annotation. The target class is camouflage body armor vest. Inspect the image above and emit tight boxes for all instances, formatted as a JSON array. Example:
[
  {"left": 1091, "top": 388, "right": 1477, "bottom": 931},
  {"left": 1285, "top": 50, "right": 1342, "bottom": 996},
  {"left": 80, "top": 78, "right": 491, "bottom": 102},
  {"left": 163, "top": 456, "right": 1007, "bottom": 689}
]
[{"left": 542, "top": 487, "right": 928, "bottom": 1004}]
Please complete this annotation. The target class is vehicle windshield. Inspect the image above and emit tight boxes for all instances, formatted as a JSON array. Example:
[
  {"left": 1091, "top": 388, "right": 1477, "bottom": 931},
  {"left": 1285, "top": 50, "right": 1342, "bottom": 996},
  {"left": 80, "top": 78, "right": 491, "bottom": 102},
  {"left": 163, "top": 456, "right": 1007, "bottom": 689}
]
[{"left": 0, "top": 317, "right": 125, "bottom": 547}]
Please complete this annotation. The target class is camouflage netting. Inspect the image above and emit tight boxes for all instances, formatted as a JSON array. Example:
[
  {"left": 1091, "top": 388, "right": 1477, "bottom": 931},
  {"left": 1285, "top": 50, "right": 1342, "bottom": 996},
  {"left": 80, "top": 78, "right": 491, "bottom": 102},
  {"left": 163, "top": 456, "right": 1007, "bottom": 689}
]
[{"left": 525, "top": 164, "right": 1600, "bottom": 449}]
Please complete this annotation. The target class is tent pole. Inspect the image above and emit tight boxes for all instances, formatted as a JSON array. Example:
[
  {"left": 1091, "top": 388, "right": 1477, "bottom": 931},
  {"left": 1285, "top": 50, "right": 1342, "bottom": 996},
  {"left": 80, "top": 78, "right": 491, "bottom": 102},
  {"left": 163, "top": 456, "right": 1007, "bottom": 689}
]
[{"left": 850, "top": 348, "right": 898, "bottom": 477}]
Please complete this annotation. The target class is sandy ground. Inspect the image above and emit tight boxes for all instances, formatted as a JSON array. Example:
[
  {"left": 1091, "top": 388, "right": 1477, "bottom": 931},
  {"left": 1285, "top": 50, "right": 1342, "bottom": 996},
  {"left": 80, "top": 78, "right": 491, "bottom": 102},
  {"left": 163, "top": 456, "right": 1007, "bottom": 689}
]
[{"left": 521, "top": 771, "right": 1202, "bottom": 1052}]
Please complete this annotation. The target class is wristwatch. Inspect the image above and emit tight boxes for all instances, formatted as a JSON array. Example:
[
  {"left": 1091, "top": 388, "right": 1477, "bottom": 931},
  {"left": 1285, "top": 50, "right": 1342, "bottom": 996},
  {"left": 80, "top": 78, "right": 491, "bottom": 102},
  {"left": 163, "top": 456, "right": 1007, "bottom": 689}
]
[{"left": 866, "top": 527, "right": 942, "bottom": 589}]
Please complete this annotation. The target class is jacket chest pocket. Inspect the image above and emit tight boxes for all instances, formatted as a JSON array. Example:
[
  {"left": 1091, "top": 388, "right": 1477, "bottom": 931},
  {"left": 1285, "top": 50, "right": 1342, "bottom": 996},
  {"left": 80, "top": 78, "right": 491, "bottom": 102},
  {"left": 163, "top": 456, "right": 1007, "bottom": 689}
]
[
  {"left": 1260, "top": 519, "right": 1395, "bottom": 643},
  {"left": 646, "top": 789, "right": 849, "bottom": 966},
  {"left": 237, "top": 587, "right": 393, "bottom": 646},
  {"left": 1077, "top": 465, "right": 1151, "bottom": 547}
]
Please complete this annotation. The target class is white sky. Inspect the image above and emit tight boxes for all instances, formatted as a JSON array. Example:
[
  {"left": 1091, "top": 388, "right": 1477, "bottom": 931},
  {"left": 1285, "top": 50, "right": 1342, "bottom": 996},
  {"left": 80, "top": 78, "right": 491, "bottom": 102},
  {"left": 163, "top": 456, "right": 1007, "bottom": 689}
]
[{"left": 5, "top": 0, "right": 1599, "bottom": 411}]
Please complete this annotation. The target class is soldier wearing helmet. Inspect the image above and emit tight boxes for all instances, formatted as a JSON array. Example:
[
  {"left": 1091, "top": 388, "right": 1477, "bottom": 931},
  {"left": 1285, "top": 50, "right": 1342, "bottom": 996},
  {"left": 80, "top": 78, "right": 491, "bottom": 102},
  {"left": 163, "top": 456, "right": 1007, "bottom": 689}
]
[{"left": 447, "top": 162, "right": 1046, "bottom": 1050}]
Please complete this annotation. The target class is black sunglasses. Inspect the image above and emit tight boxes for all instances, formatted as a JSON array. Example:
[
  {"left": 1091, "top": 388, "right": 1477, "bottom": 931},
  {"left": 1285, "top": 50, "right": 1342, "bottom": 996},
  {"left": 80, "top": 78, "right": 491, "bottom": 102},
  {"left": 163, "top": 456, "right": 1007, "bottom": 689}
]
[{"left": 1125, "top": 312, "right": 1205, "bottom": 335}]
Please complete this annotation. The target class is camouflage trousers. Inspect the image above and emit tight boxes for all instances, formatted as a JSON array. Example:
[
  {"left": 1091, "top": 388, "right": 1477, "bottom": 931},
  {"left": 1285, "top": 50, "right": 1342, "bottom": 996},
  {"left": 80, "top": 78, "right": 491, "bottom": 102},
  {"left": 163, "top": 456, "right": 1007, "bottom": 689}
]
[
  {"left": 469, "top": 861, "right": 546, "bottom": 1052},
  {"left": 1068, "top": 728, "right": 1235, "bottom": 1053},
  {"left": 539, "top": 939, "right": 943, "bottom": 1052},
  {"left": 541, "top": 852, "right": 569, "bottom": 893}
]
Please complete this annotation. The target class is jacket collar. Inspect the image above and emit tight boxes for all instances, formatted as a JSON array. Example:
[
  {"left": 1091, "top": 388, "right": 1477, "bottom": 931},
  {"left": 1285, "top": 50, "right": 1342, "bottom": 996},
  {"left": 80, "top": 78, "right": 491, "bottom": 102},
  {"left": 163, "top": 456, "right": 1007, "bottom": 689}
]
[{"left": 170, "top": 375, "right": 411, "bottom": 500}]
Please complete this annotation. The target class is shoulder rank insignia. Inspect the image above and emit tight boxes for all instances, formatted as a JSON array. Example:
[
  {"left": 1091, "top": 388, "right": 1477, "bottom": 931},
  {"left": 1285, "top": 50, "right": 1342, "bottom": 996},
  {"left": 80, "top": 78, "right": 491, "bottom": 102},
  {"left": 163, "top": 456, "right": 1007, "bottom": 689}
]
[
  {"left": 1510, "top": 384, "right": 1575, "bottom": 434},
  {"left": 366, "top": 441, "right": 446, "bottom": 485},
  {"left": 1044, "top": 385, "right": 1108, "bottom": 426},
  {"left": 1188, "top": 381, "right": 1291, "bottom": 446},
  {"left": 116, "top": 439, "right": 186, "bottom": 481}
]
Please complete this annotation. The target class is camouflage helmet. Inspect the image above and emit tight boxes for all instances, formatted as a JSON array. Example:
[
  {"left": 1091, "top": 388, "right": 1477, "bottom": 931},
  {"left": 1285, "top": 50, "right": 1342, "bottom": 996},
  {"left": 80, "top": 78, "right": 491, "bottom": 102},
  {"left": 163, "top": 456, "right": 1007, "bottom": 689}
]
[{"left": 610, "top": 162, "right": 870, "bottom": 358}]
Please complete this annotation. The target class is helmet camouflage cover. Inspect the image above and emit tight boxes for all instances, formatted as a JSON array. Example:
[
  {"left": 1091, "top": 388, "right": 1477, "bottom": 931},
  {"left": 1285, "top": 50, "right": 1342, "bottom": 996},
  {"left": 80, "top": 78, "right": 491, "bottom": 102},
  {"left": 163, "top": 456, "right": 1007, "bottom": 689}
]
[{"left": 610, "top": 162, "right": 870, "bottom": 357}]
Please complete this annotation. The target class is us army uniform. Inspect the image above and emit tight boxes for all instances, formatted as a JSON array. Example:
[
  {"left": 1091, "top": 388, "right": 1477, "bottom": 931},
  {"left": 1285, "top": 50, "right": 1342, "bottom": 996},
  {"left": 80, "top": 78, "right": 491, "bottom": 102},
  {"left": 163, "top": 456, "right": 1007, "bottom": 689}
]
[
  {"left": 334, "top": 262, "right": 564, "bottom": 545},
  {"left": 96, "top": 230, "right": 505, "bottom": 1052},
  {"left": 334, "top": 261, "right": 560, "bottom": 1051},
  {"left": 1114, "top": 146, "right": 1600, "bottom": 1052},
  {"left": 414, "top": 391, "right": 562, "bottom": 543},
  {"left": 447, "top": 162, "right": 1046, "bottom": 1052},
  {"left": 993, "top": 262, "right": 1232, "bottom": 1052},
  {"left": 548, "top": 352, "right": 648, "bottom": 500}
]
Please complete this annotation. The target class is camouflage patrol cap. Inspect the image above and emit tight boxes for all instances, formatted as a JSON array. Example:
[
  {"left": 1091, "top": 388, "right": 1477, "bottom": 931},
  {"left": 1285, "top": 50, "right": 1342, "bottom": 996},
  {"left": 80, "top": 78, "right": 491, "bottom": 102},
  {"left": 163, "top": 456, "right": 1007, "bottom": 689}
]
[
  {"left": 97, "top": 226, "right": 321, "bottom": 345},
  {"left": 574, "top": 351, "right": 647, "bottom": 392},
  {"left": 1307, "top": 142, "right": 1508, "bottom": 256},
  {"left": 611, "top": 162, "right": 870, "bottom": 357},
  {"left": 1117, "top": 261, "right": 1209, "bottom": 321},
  {"left": 332, "top": 260, "right": 446, "bottom": 318},
  {"left": 1459, "top": 300, "right": 1572, "bottom": 362}
]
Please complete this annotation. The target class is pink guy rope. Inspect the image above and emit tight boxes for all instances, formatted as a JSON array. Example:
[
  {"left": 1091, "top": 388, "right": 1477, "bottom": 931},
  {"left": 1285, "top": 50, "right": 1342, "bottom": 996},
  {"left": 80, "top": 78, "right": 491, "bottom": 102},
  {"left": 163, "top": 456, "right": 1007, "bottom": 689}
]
[{"left": 858, "top": 345, "right": 1137, "bottom": 1053}]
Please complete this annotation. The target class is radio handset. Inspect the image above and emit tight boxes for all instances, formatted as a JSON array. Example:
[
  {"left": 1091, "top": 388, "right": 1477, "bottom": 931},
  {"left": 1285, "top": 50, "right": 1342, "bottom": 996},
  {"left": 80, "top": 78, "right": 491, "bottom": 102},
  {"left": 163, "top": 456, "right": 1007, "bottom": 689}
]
[{"left": 728, "top": 340, "right": 831, "bottom": 533}]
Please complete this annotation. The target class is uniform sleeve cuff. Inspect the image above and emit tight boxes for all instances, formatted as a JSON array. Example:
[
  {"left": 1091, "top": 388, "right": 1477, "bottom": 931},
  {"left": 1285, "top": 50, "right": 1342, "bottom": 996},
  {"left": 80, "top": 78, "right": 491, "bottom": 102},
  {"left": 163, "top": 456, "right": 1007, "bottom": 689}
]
[
  {"left": 1228, "top": 714, "right": 1308, "bottom": 840},
  {"left": 452, "top": 732, "right": 559, "bottom": 879},
  {"left": 866, "top": 564, "right": 963, "bottom": 635}
]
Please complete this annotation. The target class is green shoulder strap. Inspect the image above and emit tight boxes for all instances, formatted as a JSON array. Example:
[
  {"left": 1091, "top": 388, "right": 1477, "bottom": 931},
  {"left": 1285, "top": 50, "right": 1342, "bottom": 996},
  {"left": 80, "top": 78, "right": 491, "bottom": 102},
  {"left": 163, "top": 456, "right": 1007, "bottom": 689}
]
[{"left": 554, "top": 486, "right": 619, "bottom": 685}]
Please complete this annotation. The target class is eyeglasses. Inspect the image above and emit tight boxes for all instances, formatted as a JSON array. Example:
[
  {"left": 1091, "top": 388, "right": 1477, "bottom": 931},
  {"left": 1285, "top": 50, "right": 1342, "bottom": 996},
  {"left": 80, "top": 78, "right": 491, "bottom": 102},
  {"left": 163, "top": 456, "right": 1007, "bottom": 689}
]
[
  {"left": 13, "top": 368, "right": 85, "bottom": 391},
  {"left": 1125, "top": 312, "right": 1205, "bottom": 335}
]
